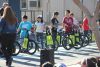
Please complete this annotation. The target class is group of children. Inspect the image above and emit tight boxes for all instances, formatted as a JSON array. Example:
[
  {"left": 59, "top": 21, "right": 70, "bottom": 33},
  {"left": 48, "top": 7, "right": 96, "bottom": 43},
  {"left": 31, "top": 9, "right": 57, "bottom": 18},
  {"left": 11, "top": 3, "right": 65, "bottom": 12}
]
[
  {"left": 17, "top": 9, "right": 91, "bottom": 49},
  {"left": 17, "top": 15, "right": 45, "bottom": 49}
]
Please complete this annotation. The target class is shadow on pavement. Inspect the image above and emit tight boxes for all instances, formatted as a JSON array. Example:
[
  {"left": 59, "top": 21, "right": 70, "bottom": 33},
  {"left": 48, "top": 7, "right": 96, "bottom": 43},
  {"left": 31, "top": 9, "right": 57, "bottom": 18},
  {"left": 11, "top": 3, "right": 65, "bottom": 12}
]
[
  {"left": 13, "top": 60, "right": 38, "bottom": 66},
  {"left": 55, "top": 52, "right": 76, "bottom": 57}
]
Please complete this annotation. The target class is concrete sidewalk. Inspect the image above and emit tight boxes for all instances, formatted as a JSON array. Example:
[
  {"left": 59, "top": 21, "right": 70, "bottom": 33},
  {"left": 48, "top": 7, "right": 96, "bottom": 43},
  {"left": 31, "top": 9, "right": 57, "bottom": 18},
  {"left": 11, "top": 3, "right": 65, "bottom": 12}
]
[{"left": 0, "top": 42, "right": 100, "bottom": 67}]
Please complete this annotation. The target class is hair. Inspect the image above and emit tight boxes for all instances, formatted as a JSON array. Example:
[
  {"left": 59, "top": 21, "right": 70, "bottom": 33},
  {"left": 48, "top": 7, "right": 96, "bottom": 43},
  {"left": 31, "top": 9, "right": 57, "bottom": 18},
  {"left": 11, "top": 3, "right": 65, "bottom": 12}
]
[
  {"left": 81, "top": 57, "right": 100, "bottom": 67},
  {"left": 70, "top": 13, "right": 74, "bottom": 16},
  {"left": 42, "top": 62, "right": 53, "bottom": 67},
  {"left": 2, "top": 2, "right": 9, "bottom": 8},
  {"left": 37, "top": 17, "right": 43, "bottom": 23},
  {"left": 2, "top": 6, "right": 17, "bottom": 24},
  {"left": 86, "top": 58, "right": 96, "bottom": 67},
  {"left": 54, "top": 12, "right": 59, "bottom": 16},
  {"left": 66, "top": 10, "right": 70, "bottom": 13},
  {"left": 23, "top": 15, "right": 28, "bottom": 19}
]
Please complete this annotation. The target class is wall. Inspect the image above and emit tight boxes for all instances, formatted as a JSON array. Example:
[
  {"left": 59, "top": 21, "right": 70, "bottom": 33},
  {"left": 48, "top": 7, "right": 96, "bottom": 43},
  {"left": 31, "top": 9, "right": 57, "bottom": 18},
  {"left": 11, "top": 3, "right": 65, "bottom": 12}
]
[
  {"left": 0, "top": 0, "right": 7, "bottom": 7},
  {"left": 8, "top": 0, "right": 21, "bottom": 22},
  {"left": 20, "top": 0, "right": 97, "bottom": 23}
]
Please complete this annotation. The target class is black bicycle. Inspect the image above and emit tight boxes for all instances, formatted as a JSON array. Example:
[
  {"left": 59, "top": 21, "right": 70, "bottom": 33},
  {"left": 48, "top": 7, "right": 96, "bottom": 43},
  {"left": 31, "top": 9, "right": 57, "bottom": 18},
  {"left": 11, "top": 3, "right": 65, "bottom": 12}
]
[
  {"left": 0, "top": 41, "right": 21, "bottom": 56},
  {"left": 70, "top": 32, "right": 82, "bottom": 49},
  {"left": 15, "top": 30, "right": 38, "bottom": 55},
  {"left": 12, "top": 41, "right": 21, "bottom": 56},
  {"left": 79, "top": 31, "right": 89, "bottom": 47},
  {"left": 56, "top": 29, "right": 81, "bottom": 50},
  {"left": 45, "top": 34, "right": 59, "bottom": 51},
  {"left": 87, "top": 30, "right": 92, "bottom": 42},
  {"left": 48, "top": 29, "right": 73, "bottom": 50}
]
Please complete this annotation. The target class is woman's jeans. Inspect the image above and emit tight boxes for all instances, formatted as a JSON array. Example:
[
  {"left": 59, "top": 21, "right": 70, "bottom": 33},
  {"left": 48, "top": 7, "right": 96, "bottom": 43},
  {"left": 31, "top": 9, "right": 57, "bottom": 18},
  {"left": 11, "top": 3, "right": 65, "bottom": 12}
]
[{"left": 36, "top": 32, "right": 44, "bottom": 49}]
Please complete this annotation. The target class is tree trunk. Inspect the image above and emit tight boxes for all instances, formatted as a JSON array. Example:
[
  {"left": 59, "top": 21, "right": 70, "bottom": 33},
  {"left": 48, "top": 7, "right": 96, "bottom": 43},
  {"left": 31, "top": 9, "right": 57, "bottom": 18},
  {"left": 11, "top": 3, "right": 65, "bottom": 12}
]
[{"left": 73, "top": 0, "right": 100, "bottom": 50}]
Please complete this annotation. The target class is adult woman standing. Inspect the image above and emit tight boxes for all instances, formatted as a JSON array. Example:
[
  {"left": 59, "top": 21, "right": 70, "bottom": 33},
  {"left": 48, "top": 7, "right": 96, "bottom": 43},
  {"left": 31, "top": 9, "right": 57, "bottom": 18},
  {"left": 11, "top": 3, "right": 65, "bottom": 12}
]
[{"left": 0, "top": 6, "right": 17, "bottom": 66}]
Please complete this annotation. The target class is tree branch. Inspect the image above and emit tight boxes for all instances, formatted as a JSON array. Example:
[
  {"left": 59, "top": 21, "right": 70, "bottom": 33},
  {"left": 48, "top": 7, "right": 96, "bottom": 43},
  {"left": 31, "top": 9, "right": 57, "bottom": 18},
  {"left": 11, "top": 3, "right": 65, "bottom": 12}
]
[
  {"left": 73, "top": 0, "right": 100, "bottom": 50},
  {"left": 73, "top": 0, "right": 92, "bottom": 18},
  {"left": 94, "top": 0, "right": 100, "bottom": 20},
  {"left": 90, "top": 0, "right": 100, "bottom": 50}
]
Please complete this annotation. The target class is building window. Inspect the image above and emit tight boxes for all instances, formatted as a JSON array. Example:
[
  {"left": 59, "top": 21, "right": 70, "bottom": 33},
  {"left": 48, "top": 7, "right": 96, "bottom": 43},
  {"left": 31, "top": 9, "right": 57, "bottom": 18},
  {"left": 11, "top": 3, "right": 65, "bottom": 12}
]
[
  {"left": 28, "top": 0, "right": 40, "bottom": 8},
  {"left": 20, "top": 0, "right": 27, "bottom": 9},
  {"left": 30, "top": 1, "right": 37, "bottom": 7}
]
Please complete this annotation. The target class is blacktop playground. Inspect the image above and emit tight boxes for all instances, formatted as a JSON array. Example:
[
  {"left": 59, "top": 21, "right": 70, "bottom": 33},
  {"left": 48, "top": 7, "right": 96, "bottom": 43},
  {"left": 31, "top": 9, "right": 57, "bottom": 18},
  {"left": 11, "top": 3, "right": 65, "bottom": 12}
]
[{"left": 0, "top": 42, "right": 100, "bottom": 67}]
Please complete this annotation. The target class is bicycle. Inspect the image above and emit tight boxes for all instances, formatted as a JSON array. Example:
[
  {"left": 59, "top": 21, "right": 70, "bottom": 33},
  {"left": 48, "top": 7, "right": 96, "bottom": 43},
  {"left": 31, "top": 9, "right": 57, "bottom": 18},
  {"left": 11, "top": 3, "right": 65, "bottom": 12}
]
[
  {"left": 15, "top": 30, "right": 38, "bottom": 55},
  {"left": 69, "top": 31, "right": 82, "bottom": 49},
  {"left": 58, "top": 29, "right": 83, "bottom": 50},
  {"left": 87, "top": 30, "right": 92, "bottom": 42},
  {"left": 12, "top": 41, "right": 21, "bottom": 56},
  {"left": 46, "top": 28, "right": 73, "bottom": 50},
  {"left": 45, "top": 32, "right": 59, "bottom": 51},
  {"left": 79, "top": 31, "right": 89, "bottom": 47},
  {"left": 16, "top": 29, "right": 49, "bottom": 55},
  {"left": 55, "top": 28, "right": 89, "bottom": 50},
  {"left": 0, "top": 39, "right": 21, "bottom": 56},
  {"left": 61, "top": 32, "right": 73, "bottom": 50}
]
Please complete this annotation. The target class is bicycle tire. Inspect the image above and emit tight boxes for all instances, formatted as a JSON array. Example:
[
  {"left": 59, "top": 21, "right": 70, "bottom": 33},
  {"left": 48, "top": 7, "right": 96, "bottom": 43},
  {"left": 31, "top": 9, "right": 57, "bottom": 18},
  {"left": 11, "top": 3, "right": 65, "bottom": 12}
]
[
  {"left": 81, "top": 35, "right": 89, "bottom": 47},
  {"left": 27, "top": 40, "right": 37, "bottom": 55},
  {"left": 62, "top": 37, "right": 73, "bottom": 50},
  {"left": 74, "top": 38, "right": 82, "bottom": 49},
  {"left": 12, "top": 41, "right": 21, "bottom": 56},
  {"left": 87, "top": 32, "right": 92, "bottom": 42}
]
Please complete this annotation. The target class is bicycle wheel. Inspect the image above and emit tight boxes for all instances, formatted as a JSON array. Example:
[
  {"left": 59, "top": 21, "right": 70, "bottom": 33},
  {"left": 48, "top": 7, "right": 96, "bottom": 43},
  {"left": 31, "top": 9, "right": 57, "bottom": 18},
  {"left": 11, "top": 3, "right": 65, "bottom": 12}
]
[
  {"left": 62, "top": 37, "right": 73, "bottom": 50},
  {"left": 87, "top": 32, "right": 92, "bottom": 42},
  {"left": 74, "top": 38, "right": 82, "bottom": 49},
  {"left": 81, "top": 35, "right": 89, "bottom": 47},
  {"left": 12, "top": 41, "right": 21, "bottom": 56},
  {"left": 27, "top": 40, "right": 37, "bottom": 55}
]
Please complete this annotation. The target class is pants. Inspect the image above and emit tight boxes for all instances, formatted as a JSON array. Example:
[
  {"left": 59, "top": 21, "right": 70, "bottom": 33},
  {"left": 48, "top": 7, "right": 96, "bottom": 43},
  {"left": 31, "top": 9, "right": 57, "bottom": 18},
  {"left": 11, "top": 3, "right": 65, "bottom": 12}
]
[
  {"left": 84, "top": 30, "right": 89, "bottom": 37},
  {"left": 0, "top": 35, "right": 2, "bottom": 54},
  {"left": 51, "top": 27, "right": 57, "bottom": 48},
  {"left": 36, "top": 32, "right": 44, "bottom": 49},
  {"left": 0, "top": 33, "right": 16, "bottom": 61},
  {"left": 51, "top": 27, "right": 57, "bottom": 41}
]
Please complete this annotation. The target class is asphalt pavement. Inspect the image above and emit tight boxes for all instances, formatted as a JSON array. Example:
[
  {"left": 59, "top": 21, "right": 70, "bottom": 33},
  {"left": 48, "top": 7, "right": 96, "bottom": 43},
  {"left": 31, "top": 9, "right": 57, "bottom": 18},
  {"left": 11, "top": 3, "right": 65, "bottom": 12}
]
[{"left": 0, "top": 42, "right": 100, "bottom": 67}]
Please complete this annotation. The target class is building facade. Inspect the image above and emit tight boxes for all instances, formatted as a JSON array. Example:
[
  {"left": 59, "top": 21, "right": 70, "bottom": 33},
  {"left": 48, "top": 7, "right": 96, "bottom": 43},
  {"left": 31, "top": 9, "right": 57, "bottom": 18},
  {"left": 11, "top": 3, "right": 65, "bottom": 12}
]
[
  {"left": 20, "top": 0, "right": 97, "bottom": 23},
  {"left": 0, "top": 0, "right": 21, "bottom": 21},
  {"left": 0, "top": 0, "right": 7, "bottom": 7},
  {"left": 1, "top": 0, "right": 97, "bottom": 23}
]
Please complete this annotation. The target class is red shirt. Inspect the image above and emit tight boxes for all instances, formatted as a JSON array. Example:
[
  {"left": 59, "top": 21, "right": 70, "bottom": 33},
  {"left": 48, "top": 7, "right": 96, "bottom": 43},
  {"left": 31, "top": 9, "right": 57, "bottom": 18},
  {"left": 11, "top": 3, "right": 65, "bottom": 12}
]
[
  {"left": 82, "top": 17, "right": 89, "bottom": 30},
  {"left": 63, "top": 17, "right": 73, "bottom": 32}
]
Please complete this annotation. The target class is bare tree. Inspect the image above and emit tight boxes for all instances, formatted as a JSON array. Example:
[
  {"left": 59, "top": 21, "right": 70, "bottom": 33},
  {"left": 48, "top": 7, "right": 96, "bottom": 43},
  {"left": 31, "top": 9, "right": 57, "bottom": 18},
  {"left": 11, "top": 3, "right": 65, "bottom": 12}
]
[{"left": 73, "top": 0, "right": 100, "bottom": 50}]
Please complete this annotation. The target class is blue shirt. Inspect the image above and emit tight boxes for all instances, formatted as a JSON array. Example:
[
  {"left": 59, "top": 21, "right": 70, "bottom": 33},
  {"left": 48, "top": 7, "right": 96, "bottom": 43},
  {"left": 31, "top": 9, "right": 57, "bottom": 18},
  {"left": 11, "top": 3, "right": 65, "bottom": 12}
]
[
  {"left": 18, "top": 21, "right": 32, "bottom": 38},
  {"left": 0, "top": 18, "right": 17, "bottom": 33}
]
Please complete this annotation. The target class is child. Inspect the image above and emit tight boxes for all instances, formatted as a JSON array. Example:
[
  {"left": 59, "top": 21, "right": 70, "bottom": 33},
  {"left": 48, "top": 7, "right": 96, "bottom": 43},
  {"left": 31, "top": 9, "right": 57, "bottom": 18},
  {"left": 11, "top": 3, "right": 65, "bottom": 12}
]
[
  {"left": 17, "top": 15, "right": 32, "bottom": 51},
  {"left": 35, "top": 16, "right": 45, "bottom": 49}
]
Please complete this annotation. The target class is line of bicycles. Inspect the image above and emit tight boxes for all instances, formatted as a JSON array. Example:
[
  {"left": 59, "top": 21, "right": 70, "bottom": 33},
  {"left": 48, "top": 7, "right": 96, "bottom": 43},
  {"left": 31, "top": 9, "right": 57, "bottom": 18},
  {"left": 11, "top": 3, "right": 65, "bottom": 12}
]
[{"left": 12, "top": 29, "right": 93, "bottom": 56}]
